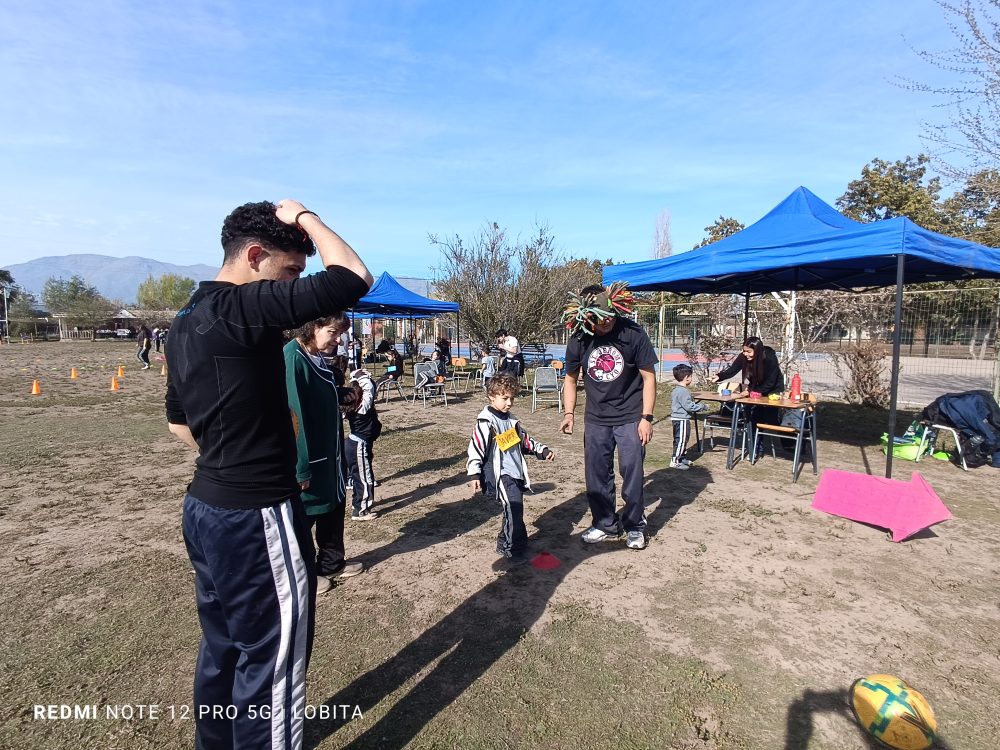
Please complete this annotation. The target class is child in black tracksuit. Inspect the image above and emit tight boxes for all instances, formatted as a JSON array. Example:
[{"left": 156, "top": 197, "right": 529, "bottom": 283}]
[
  {"left": 467, "top": 374, "right": 554, "bottom": 565},
  {"left": 342, "top": 369, "right": 382, "bottom": 520}
]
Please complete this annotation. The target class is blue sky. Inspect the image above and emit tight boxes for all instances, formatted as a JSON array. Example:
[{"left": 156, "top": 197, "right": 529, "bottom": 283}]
[{"left": 0, "top": 0, "right": 966, "bottom": 278}]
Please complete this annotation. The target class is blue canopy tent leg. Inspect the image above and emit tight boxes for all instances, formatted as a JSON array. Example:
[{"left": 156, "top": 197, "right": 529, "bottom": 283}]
[{"left": 885, "top": 254, "right": 905, "bottom": 478}]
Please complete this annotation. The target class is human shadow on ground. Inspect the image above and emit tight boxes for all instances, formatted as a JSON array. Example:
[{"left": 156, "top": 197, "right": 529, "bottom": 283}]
[
  {"left": 382, "top": 421, "right": 433, "bottom": 434},
  {"left": 305, "top": 465, "right": 711, "bottom": 749},
  {"left": 373, "top": 471, "right": 469, "bottom": 520},
  {"left": 377, "top": 451, "right": 466, "bottom": 484},
  {"left": 783, "top": 687, "right": 951, "bottom": 750}
]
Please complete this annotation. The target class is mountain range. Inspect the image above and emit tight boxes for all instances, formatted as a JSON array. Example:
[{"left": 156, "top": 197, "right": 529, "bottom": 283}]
[{"left": 2, "top": 255, "right": 221, "bottom": 303}]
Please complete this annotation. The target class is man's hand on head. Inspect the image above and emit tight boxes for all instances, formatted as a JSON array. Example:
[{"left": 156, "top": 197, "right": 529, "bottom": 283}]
[{"left": 274, "top": 200, "right": 309, "bottom": 226}]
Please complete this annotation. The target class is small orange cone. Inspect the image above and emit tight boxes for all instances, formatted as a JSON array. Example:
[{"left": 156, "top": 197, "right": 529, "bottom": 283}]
[
  {"left": 70, "top": 367, "right": 78, "bottom": 379},
  {"left": 117, "top": 365, "right": 125, "bottom": 377},
  {"left": 110, "top": 376, "right": 120, "bottom": 392},
  {"left": 161, "top": 364, "right": 167, "bottom": 376},
  {"left": 30, "top": 379, "right": 41, "bottom": 395}
]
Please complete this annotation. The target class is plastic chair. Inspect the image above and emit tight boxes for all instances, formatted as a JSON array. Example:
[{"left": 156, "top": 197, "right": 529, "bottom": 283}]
[
  {"left": 375, "top": 376, "right": 405, "bottom": 403},
  {"left": 550, "top": 360, "right": 564, "bottom": 390},
  {"left": 751, "top": 395, "right": 818, "bottom": 482},
  {"left": 411, "top": 362, "right": 448, "bottom": 407},
  {"left": 531, "top": 366, "right": 562, "bottom": 413},
  {"left": 700, "top": 382, "right": 745, "bottom": 457},
  {"left": 915, "top": 423, "right": 968, "bottom": 471},
  {"left": 703, "top": 409, "right": 745, "bottom": 457},
  {"left": 451, "top": 356, "right": 475, "bottom": 392}
]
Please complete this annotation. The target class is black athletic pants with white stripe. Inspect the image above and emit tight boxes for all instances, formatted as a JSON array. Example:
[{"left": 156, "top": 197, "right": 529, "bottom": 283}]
[
  {"left": 183, "top": 494, "right": 315, "bottom": 750},
  {"left": 671, "top": 418, "right": 692, "bottom": 462},
  {"left": 344, "top": 437, "right": 375, "bottom": 514},
  {"left": 495, "top": 475, "right": 528, "bottom": 557}
]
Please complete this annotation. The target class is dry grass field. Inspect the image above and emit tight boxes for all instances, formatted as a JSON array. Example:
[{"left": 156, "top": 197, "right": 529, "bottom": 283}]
[{"left": 1, "top": 341, "right": 997, "bottom": 749}]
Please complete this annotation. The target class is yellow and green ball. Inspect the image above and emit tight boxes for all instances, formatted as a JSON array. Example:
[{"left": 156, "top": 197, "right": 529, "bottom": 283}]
[{"left": 850, "top": 674, "right": 937, "bottom": 750}]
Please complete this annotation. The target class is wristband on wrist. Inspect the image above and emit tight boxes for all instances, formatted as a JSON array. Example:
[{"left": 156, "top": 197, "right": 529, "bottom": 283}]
[{"left": 294, "top": 210, "right": 318, "bottom": 228}]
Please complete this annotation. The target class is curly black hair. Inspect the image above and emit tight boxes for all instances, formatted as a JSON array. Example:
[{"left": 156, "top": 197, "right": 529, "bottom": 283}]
[{"left": 220, "top": 202, "right": 316, "bottom": 264}]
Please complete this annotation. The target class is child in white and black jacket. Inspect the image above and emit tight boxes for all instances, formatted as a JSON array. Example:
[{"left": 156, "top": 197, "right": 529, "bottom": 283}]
[
  {"left": 467, "top": 374, "right": 554, "bottom": 565},
  {"left": 342, "top": 369, "right": 382, "bottom": 520}
]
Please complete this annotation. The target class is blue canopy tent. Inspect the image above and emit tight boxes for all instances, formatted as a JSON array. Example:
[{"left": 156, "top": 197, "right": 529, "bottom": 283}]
[
  {"left": 351, "top": 272, "right": 460, "bottom": 359},
  {"left": 604, "top": 187, "right": 1000, "bottom": 476}
]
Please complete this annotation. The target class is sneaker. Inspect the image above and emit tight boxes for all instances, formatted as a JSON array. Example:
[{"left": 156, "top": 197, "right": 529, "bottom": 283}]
[
  {"left": 670, "top": 460, "right": 690, "bottom": 470},
  {"left": 333, "top": 561, "right": 364, "bottom": 579},
  {"left": 351, "top": 510, "right": 376, "bottom": 521},
  {"left": 680, "top": 458, "right": 692, "bottom": 466},
  {"left": 626, "top": 530, "right": 647, "bottom": 550},
  {"left": 315, "top": 576, "right": 333, "bottom": 594},
  {"left": 141, "top": 365, "right": 150, "bottom": 370},
  {"left": 582, "top": 526, "right": 621, "bottom": 544}
]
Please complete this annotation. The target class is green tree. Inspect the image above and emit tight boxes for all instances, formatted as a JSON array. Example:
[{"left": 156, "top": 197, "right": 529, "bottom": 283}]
[
  {"left": 6, "top": 287, "right": 42, "bottom": 336},
  {"left": 41, "top": 275, "right": 113, "bottom": 330},
  {"left": 836, "top": 155, "right": 945, "bottom": 230},
  {"left": 431, "top": 223, "right": 604, "bottom": 347},
  {"left": 136, "top": 273, "right": 196, "bottom": 310},
  {"left": 694, "top": 216, "right": 745, "bottom": 248},
  {"left": 0, "top": 269, "right": 18, "bottom": 320},
  {"left": 941, "top": 168, "right": 1000, "bottom": 246}
]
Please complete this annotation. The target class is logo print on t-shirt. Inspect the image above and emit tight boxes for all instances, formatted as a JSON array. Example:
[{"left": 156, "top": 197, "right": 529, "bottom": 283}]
[{"left": 587, "top": 345, "right": 625, "bottom": 382}]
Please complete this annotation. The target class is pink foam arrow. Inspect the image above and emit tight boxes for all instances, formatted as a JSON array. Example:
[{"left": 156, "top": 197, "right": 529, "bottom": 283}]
[{"left": 812, "top": 470, "right": 952, "bottom": 542}]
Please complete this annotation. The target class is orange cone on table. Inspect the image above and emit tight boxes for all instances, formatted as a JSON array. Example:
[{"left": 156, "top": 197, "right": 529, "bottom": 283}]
[
  {"left": 30, "top": 379, "right": 41, "bottom": 395},
  {"left": 110, "top": 376, "right": 120, "bottom": 392},
  {"left": 70, "top": 367, "right": 78, "bottom": 379},
  {"left": 117, "top": 365, "right": 125, "bottom": 377}
]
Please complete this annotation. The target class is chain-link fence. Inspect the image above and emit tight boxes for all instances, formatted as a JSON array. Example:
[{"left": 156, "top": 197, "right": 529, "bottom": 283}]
[{"left": 632, "top": 285, "right": 1000, "bottom": 407}]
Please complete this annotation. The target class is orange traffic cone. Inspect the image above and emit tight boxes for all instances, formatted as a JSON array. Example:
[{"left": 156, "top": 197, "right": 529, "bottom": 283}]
[
  {"left": 160, "top": 364, "right": 167, "bottom": 376},
  {"left": 70, "top": 367, "right": 78, "bottom": 379},
  {"left": 110, "top": 376, "right": 120, "bottom": 392},
  {"left": 117, "top": 365, "right": 125, "bottom": 377},
  {"left": 30, "top": 379, "right": 41, "bottom": 395}
]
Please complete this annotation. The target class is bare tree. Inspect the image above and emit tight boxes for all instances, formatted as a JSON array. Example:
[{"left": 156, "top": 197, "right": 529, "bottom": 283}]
[
  {"left": 679, "top": 296, "right": 741, "bottom": 386},
  {"left": 652, "top": 209, "right": 673, "bottom": 259},
  {"left": 907, "top": 0, "right": 1000, "bottom": 191},
  {"left": 430, "top": 223, "right": 603, "bottom": 349}
]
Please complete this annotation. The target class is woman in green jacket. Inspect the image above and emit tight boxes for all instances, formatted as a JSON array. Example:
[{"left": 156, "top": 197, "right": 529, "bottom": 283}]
[{"left": 284, "top": 314, "right": 363, "bottom": 593}]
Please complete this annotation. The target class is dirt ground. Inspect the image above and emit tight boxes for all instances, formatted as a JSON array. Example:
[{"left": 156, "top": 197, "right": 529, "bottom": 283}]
[{"left": 1, "top": 341, "right": 997, "bottom": 749}]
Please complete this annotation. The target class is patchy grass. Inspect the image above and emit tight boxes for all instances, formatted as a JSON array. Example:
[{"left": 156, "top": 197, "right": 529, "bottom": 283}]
[{"left": 1, "top": 342, "right": 997, "bottom": 750}]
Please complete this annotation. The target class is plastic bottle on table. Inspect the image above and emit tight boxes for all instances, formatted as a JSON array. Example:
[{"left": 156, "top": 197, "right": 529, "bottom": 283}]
[{"left": 790, "top": 373, "right": 802, "bottom": 401}]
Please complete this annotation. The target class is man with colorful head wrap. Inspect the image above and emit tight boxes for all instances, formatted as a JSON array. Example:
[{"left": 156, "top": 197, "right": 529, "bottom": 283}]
[{"left": 559, "top": 282, "right": 658, "bottom": 550}]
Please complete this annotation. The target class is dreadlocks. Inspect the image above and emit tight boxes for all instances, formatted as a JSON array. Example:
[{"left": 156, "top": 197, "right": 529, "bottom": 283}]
[{"left": 561, "top": 281, "right": 634, "bottom": 337}]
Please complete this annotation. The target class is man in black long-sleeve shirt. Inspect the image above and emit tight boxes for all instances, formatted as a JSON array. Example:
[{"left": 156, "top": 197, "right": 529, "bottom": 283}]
[{"left": 165, "top": 200, "right": 372, "bottom": 750}]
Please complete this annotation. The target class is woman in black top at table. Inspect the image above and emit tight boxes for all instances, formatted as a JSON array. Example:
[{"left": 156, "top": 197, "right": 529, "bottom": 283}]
[{"left": 710, "top": 336, "right": 785, "bottom": 455}]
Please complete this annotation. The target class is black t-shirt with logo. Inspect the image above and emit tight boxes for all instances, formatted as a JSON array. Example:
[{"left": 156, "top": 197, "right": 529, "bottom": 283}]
[{"left": 565, "top": 317, "right": 658, "bottom": 426}]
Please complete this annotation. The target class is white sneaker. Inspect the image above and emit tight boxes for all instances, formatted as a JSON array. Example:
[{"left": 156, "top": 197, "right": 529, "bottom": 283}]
[
  {"left": 315, "top": 576, "right": 333, "bottom": 594},
  {"left": 670, "top": 460, "right": 690, "bottom": 470},
  {"left": 680, "top": 458, "right": 692, "bottom": 466},
  {"left": 582, "top": 526, "right": 621, "bottom": 544},
  {"left": 626, "top": 530, "right": 647, "bottom": 550}
]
